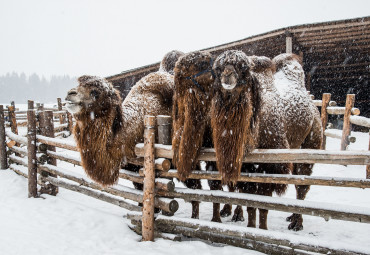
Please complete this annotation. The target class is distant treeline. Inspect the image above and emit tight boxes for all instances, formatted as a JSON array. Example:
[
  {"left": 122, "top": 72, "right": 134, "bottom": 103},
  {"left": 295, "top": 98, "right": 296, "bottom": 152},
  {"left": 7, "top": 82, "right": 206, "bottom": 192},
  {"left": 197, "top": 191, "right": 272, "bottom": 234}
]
[{"left": 0, "top": 72, "right": 77, "bottom": 104}]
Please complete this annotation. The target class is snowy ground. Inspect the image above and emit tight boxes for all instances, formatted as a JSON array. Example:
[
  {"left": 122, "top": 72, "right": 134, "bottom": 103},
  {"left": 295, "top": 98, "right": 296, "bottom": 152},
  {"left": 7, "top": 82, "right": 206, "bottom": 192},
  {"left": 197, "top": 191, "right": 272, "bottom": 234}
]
[{"left": 0, "top": 124, "right": 369, "bottom": 254}]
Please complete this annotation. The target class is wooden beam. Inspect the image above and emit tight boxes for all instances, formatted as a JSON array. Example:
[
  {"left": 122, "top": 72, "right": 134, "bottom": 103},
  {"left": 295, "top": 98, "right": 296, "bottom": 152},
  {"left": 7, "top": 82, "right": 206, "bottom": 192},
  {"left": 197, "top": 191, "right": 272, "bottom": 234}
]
[
  {"left": 135, "top": 145, "right": 370, "bottom": 165},
  {"left": 157, "top": 188, "right": 370, "bottom": 224},
  {"left": 320, "top": 93, "right": 331, "bottom": 149},
  {"left": 127, "top": 214, "right": 369, "bottom": 255},
  {"left": 27, "top": 109, "right": 38, "bottom": 198},
  {"left": 36, "top": 135, "right": 78, "bottom": 151},
  {"left": 43, "top": 176, "right": 142, "bottom": 212},
  {"left": 142, "top": 115, "right": 156, "bottom": 241},
  {"left": 326, "top": 106, "right": 360, "bottom": 116},
  {"left": 150, "top": 170, "right": 370, "bottom": 189},
  {"left": 341, "top": 94, "right": 355, "bottom": 150},
  {"left": 0, "top": 105, "right": 7, "bottom": 169}
]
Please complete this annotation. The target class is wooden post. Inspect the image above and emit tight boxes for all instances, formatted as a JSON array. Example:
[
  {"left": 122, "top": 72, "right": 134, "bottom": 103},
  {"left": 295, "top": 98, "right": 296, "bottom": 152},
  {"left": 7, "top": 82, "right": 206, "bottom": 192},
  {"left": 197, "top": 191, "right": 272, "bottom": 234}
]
[
  {"left": 142, "top": 115, "right": 156, "bottom": 241},
  {"left": 320, "top": 93, "right": 331, "bottom": 150},
  {"left": 28, "top": 100, "right": 34, "bottom": 110},
  {"left": 341, "top": 94, "right": 355, "bottom": 151},
  {"left": 67, "top": 111, "right": 73, "bottom": 134},
  {"left": 285, "top": 31, "right": 292, "bottom": 54},
  {"left": 157, "top": 115, "right": 174, "bottom": 216},
  {"left": 367, "top": 131, "right": 370, "bottom": 179},
  {"left": 0, "top": 105, "right": 7, "bottom": 169},
  {"left": 8, "top": 106, "right": 18, "bottom": 135},
  {"left": 27, "top": 109, "right": 38, "bottom": 198},
  {"left": 57, "top": 98, "right": 65, "bottom": 124},
  {"left": 157, "top": 115, "right": 172, "bottom": 145},
  {"left": 39, "top": 110, "right": 58, "bottom": 195}
]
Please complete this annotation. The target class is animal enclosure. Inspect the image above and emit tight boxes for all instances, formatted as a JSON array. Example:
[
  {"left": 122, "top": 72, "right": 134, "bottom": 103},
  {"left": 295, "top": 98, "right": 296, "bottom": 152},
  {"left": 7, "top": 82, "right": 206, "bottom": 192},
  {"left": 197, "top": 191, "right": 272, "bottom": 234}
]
[{"left": 1, "top": 94, "right": 370, "bottom": 255}]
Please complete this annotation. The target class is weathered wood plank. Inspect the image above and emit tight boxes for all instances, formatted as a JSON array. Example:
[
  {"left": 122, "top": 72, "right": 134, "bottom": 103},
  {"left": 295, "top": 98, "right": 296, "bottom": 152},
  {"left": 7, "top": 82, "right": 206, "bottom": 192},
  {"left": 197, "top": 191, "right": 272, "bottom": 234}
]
[{"left": 135, "top": 144, "right": 370, "bottom": 165}]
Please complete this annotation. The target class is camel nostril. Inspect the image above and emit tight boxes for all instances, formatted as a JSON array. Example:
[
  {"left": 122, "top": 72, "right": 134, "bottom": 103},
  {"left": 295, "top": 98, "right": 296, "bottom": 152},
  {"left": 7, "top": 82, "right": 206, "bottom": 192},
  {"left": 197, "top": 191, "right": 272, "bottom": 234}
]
[{"left": 68, "top": 91, "right": 77, "bottom": 96}]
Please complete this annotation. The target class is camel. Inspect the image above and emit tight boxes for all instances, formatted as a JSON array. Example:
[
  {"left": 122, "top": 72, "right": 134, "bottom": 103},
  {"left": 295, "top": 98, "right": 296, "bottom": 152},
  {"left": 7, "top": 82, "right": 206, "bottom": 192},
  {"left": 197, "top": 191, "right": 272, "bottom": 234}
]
[
  {"left": 65, "top": 51, "right": 183, "bottom": 187},
  {"left": 159, "top": 50, "right": 185, "bottom": 75},
  {"left": 211, "top": 50, "right": 322, "bottom": 230},
  {"left": 172, "top": 51, "right": 217, "bottom": 219}
]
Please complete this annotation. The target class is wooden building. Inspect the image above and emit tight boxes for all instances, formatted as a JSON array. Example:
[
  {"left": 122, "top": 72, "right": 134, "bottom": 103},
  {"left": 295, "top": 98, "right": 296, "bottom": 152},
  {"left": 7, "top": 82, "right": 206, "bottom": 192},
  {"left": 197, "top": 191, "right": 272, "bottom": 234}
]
[{"left": 107, "top": 16, "right": 370, "bottom": 116}]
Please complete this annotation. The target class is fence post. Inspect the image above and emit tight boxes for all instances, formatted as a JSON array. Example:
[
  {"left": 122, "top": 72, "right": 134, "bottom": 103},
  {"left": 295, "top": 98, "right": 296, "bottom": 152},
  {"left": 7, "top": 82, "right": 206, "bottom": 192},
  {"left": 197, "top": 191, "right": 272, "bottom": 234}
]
[
  {"left": 57, "top": 98, "right": 65, "bottom": 124},
  {"left": 39, "top": 110, "right": 59, "bottom": 195},
  {"left": 67, "top": 111, "right": 73, "bottom": 134},
  {"left": 341, "top": 94, "right": 355, "bottom": 151},
  {"left": 0, "top": 105, "right": 7, "bottom": 169},
  {"left": 27, "top": 109, "right": 38, "bottom": 198},
  {"left": 157, "top": 115, "right": 172, "bottom": 145},
  {"left": 142, "top": 115, "right": 156, "bottom": 241},
  {"left": 320, "top": 93, "right": 331, "bottom": 150},
  {"left": 367, "top": 131, "right": 370, "bottom": 179},
  {"left": 8, "top": 105, "right": 18, "bottom": 135},
  {"left": 157, "top": 115, "right": 175, "bottom": 216},
  {"left": 28, "top": 100, "right": 34, "bottom": 110}
]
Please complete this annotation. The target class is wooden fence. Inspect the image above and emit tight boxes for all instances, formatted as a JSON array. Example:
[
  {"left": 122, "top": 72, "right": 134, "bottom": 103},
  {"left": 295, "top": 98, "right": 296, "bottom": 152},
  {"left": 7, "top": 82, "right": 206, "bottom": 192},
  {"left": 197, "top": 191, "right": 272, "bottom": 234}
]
[{"left": 1, "top": 94, "right": 370, "bottom": 255}]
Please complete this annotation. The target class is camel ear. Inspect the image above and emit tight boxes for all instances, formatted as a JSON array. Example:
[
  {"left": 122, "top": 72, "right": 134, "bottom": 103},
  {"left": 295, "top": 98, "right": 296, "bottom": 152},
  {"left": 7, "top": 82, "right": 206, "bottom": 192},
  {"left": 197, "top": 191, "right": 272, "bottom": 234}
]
[
  {"left": 78, "top": 75, "right": 94, "bottom": 84},
  {"left": 249, "top": 56, "right": 275, "bottom": 73}
]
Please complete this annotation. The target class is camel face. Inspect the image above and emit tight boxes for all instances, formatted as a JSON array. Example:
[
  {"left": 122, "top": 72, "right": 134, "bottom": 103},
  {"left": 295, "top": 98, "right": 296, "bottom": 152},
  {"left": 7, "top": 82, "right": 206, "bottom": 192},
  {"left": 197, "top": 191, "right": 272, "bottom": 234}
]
[
  {"left": 220, "top": 64, "right": 238, "bottom": 90},
  {"left": 174, "top": 51, "right": 215, "bottom": 93},
  {"left": 65, "top": 86, "right": 90, "bottom": 114},
  {"left": 65, "top": 75, "right": 119, "bottom": 116},
  {"left": 214, "top": 50, "right": 253, "bottom": 96}
]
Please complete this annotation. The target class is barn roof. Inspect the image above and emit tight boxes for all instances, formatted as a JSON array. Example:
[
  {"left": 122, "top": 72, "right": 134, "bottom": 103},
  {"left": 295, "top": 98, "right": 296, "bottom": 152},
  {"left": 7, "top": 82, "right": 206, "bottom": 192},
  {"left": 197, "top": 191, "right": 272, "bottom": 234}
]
[{"left": 107, "top": 16, "right": 370, "bottom": 116}]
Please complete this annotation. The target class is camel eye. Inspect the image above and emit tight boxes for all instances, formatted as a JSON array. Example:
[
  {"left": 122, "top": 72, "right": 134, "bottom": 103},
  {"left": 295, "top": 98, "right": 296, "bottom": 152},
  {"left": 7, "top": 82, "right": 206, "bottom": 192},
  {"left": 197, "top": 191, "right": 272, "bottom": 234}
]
[{"left": 90, "top": 90, "right": 100, "bottom": 99}]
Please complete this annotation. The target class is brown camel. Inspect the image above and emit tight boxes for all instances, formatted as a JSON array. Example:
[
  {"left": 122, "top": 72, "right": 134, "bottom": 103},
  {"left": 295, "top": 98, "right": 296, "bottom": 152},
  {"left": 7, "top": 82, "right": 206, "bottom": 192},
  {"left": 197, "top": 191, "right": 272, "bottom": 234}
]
[
  {"left": 65, "top": 51, "right": 183, "bottom": 187},
  {"left": 211, "top": 50, "right": 322, "bottom": 230},
  {"left": 172, "top": 51, "right": 217, "bottom": 219}
]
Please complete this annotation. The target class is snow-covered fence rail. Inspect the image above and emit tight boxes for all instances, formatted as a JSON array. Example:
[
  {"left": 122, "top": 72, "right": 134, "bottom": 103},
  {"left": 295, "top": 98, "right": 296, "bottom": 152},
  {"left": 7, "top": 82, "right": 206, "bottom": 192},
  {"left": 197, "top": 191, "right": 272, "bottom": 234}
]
[{"left": 3, "top": 98, "right": 74, "bottom": 137}]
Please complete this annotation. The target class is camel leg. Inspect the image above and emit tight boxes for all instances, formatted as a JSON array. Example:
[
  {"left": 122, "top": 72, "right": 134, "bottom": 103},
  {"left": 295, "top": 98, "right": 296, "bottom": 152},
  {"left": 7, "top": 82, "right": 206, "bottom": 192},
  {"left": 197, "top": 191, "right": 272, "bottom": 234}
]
[
  {"left": 247, "top": 207, "right": 256, "bottom": 228},
  {"left": 184, "top": 179, "right": 202, "bottom": 219},
  {"left": 288, "top": 118, "right": 322, "bottom": 231},
  {"left": 232, "top": 205, "right": 245, "bottom": 222},
  {"left": 238, "top": 181, "right": 257, "bottom": 227},
  {"left": 257, "top": 186, "right": 273, "bottom": 230},
  {"left": 220, "top": 184, "right": 235, "bottom": 218}
]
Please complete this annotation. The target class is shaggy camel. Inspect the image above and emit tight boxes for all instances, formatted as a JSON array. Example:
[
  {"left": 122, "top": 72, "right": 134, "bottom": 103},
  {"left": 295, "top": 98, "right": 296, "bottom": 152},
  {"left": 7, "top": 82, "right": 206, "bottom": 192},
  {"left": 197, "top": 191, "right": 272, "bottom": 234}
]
[
  {"left": 65, "top": 51, "right": 183, "bottom": 186},
  {"left": 172, "top": 51, "right": 217, "bottom": 219},
  {"left": 211, "top": 50, "right": 322, "bottom": 230}
]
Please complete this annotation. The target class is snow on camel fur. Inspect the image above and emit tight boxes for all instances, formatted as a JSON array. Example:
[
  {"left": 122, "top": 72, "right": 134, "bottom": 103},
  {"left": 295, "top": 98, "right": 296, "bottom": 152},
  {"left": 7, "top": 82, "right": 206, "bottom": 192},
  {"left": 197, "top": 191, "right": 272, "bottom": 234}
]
[
  {"left": 172, "top": 51, "right": 215, "bottom": 181},
  {"left": 65, "top": 71, "right": 175, "bottom": 186}
]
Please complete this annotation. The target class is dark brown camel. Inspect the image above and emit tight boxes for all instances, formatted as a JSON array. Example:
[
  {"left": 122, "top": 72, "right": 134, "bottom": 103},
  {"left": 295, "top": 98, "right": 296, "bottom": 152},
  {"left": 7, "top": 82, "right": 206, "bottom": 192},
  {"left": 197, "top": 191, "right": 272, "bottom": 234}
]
[{"left": 172, "top": 51, "right": 218, "bottom": 219}]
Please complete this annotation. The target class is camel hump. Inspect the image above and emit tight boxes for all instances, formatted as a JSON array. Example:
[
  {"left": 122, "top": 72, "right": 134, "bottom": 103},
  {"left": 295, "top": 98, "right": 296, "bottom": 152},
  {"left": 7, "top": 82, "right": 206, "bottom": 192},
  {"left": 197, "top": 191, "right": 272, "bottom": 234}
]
[
  {"left": 159, "top": 50, "right": 185, "bottom": 75},
  {"left": 135, "top": 71, "right": 174, "bottom": 106},
  {"left": 248, "top": 56, "right": 276, "bottom": 73},
  {"left": 272, "top": 53, "right": 303, "bottom": 72}
]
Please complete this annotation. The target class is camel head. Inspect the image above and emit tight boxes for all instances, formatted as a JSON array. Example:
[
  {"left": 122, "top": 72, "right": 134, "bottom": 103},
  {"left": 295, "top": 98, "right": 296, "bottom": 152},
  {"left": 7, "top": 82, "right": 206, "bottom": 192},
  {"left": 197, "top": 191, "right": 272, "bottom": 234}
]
[
  {"left": 213, "top": 50, "right": 258, "bottom": 97},
  {"left": 65, "top": 75, "right": 122, "bottom": 120},
  {"left": 159, "top": 50, "right": 185, "bottom": 75},
  {"left": 174, "top": 51, "right": 215, "bottom": 95}
]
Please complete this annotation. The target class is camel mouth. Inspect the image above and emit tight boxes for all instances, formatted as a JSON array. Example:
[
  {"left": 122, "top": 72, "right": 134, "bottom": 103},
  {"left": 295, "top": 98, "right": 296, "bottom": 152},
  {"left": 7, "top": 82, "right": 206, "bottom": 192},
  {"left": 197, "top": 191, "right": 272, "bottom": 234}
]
[
  {"left": 222, "top": 83, "right": 236, "bottom": 90},
  {"left": 65, "top": 100, "right": 82, "bottom": 113}
]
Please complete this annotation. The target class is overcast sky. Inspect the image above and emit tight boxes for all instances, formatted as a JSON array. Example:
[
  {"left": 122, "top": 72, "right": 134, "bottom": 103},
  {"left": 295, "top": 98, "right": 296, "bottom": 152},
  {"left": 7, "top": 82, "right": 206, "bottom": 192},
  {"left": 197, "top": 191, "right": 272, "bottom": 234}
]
[{"left": 0, "top": 0, "right": 369, "bottom": 79}]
